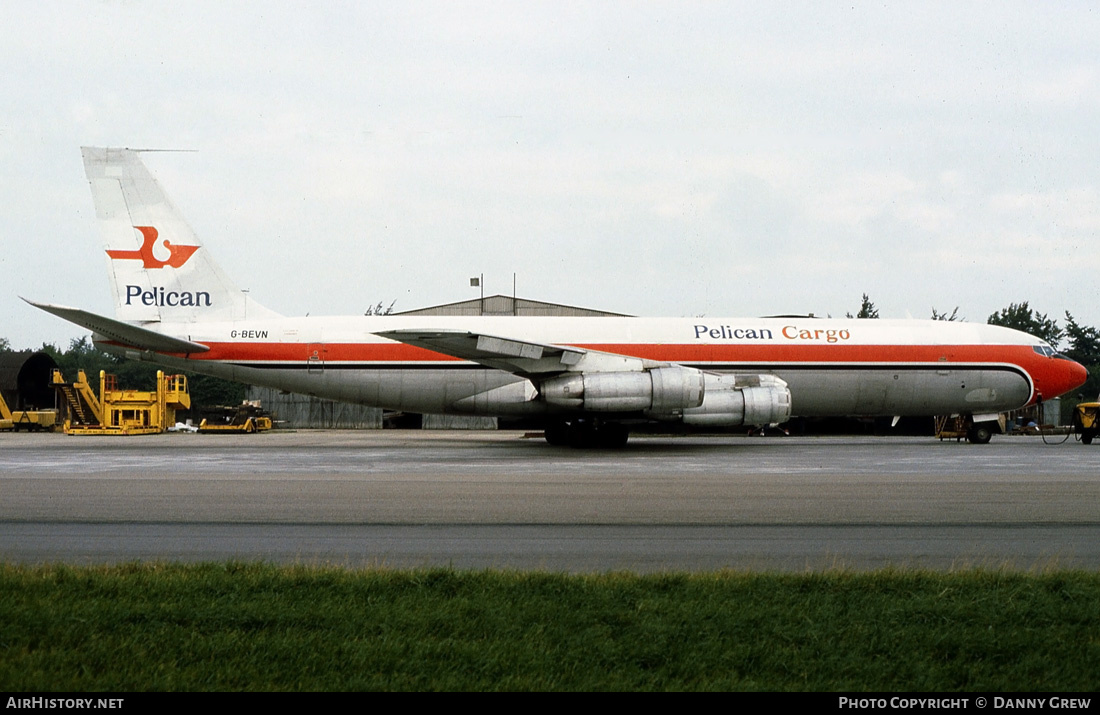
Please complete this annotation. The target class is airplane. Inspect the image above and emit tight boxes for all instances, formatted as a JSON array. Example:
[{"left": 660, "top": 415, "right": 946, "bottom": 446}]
[{"left": 27, "top": 146, "right": 1089, "bottom": 447}]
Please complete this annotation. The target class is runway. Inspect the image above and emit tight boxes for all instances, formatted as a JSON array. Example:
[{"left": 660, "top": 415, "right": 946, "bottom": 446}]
[{"left": 2, "top": 430, "right": 1098, "bottom": 571}]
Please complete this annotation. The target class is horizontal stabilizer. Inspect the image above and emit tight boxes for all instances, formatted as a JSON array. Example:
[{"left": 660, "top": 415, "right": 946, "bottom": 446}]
[{"left": 23, "top": 299, "right": 210, "bottom": 354}]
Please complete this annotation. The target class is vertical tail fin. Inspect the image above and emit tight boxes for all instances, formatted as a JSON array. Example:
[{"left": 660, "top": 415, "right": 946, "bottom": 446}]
[{"left": 81, "top": 147, "right": 280, "bottom": 323}]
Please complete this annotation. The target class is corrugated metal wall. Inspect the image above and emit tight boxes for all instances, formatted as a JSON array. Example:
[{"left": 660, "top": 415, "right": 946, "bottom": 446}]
[
  {"left": 247, "top": 386, "right": 383, "bottom": 429},
  {"left": 246, "top": 386, "right": 497, "bottom": 429},
  {"left": 421, "top": 414, "right": 498, "bottom": 430}
]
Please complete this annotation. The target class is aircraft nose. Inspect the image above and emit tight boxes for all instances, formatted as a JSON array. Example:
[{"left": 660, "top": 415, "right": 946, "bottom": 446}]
[
  {"left": 1070, "top": 359, "right": 1090, "bottom": 394},
  {"left": 1055, "top": 358, "right": 1089, "bottom": 399},
  {"left": 1033, "top": 357, "right": 1089, "bottom": 404}
]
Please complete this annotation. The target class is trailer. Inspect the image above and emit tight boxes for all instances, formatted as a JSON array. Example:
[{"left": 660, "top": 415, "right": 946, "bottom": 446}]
[
  {"left": 198, "top": 403, "right": 273, "bottom": 434},
  {"left": 0, "top": 391, "right": 57, "bottom": 431}
]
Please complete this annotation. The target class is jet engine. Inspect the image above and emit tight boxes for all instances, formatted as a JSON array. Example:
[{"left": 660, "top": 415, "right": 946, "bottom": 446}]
[
  {"left": 650, "top": 373, "right": 792, "bottom": 427},
  {"left": 540, "top": 366, "right": 705, "bottom": 412},
  {"left": 539, "top": 366, "right": 790, "bottom": 427}
]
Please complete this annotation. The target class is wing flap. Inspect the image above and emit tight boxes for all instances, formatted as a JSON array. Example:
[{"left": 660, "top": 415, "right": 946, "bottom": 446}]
[{"left": 476, "top": 335, "right": 545, "bottom": 360}]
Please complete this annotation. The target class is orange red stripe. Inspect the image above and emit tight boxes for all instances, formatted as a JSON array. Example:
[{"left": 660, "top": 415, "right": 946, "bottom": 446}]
[{"left": 178, "top": 341, "right": 1037, "bottom": 365}]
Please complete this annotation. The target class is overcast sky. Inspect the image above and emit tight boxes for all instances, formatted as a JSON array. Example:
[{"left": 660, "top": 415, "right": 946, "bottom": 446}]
[{"left": 3, "top": 1, "right": 1099, "bottom": 350}]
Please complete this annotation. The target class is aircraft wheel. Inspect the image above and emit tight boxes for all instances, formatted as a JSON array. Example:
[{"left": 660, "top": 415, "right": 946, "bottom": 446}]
[
  {"left": 567, "top": 421, "right": 630, "bottom": 449},
  {"left": 566, "top": 420, "right": 599, "bottom": 448},
  {"left": 596, "top": 422, "right": 630, "bottom": 449},
  {"left": 544, "top": 421, "right": 570, "bottom": 446},
  {"left": 967, "top": 423, "right": 993, "bottom": 444},
  {"left": 1083, "top": 430, "right": 1095, "bottom": 445}
]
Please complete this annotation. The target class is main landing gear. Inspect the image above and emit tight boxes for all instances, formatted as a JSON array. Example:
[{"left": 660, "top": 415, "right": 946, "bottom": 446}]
[{"left": 544, "top": 419, "right": 630, "bottom": 448}]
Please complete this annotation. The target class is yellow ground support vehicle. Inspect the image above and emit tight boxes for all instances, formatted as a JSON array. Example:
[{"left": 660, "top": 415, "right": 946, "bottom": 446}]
[
  {"left": 52, "top": 369, "right": 190, "bottom": 435},
  {"left": 0, "top": 391, "right": 57, "bottom": 431},
  {"left": 1074, "top": 400, "right": 1100, "bottom": 445},
  {"left": 198, "top": 403, "right": 273, "bottom": 433}
]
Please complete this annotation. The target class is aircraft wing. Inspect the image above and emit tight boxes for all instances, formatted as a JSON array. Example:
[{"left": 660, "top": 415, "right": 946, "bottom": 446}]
[
  {"left": 374, "top": 329, "right": 653, "bottom": 379},
  {"left": 24, "top": 299, "right": 210, "bottom": 354}
]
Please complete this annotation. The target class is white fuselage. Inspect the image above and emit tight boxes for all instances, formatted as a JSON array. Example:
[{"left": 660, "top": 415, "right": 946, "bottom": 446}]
[{"left": 101, "top": 315, "right": 1083, "bottom": 420}]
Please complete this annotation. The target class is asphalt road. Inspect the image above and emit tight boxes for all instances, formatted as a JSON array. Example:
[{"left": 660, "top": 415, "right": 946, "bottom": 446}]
[{"left": 2, "top": 430, "right": 1097, "bottom": 571}]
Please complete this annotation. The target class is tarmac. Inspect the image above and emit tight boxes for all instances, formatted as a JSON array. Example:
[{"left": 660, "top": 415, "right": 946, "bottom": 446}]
[{"left": 2, "top": 430, "right": 1098, "bottom": 571}]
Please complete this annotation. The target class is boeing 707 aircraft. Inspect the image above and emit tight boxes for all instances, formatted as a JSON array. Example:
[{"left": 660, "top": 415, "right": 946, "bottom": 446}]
[{"left": 28, "top": 147, "right": 1088, "bottom": 446}]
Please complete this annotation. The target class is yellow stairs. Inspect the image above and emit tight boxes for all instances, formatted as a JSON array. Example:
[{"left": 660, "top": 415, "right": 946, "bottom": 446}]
[{"left": 52, "top": 369, "right": 190, "bottom": 435}]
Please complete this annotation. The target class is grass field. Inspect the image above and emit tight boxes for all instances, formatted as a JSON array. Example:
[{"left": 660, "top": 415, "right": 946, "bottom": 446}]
[{"left": 2, "top": 563, "right": 1099, "bottom": 691}]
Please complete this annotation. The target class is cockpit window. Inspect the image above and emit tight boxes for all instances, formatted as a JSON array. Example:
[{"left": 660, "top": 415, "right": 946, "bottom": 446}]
[{"left": 1032, "top": 345, "right": 1056, "bottom": 357}]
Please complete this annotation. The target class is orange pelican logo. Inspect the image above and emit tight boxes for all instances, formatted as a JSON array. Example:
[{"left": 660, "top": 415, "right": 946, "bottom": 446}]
[{"left": 106, "top": 226, "right": 200, "bottom": 269}]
